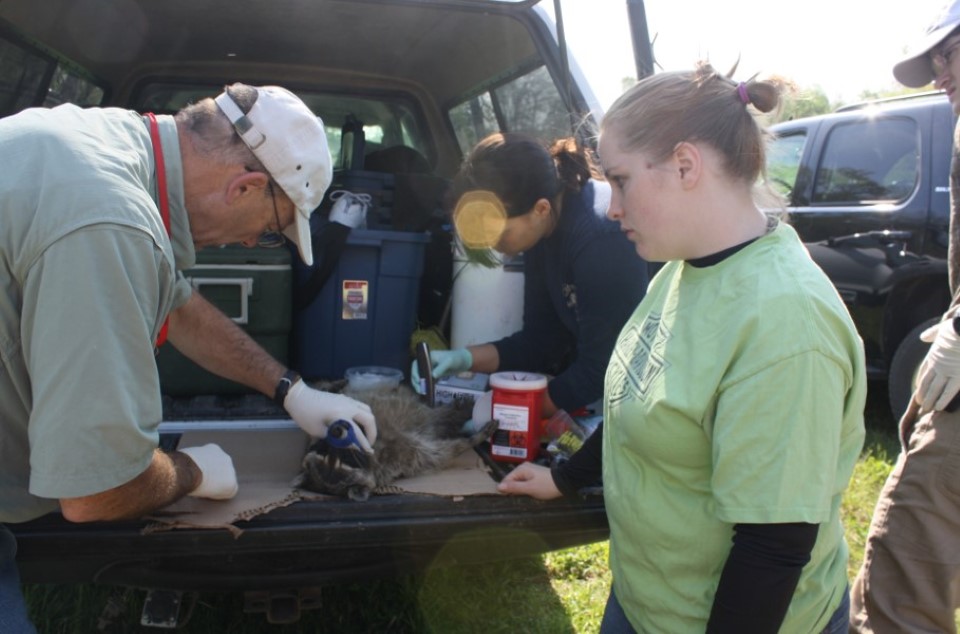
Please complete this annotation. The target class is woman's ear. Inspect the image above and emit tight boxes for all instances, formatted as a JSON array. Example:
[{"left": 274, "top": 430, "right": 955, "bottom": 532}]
[
  {"left": 672, "top": 142, "right": 702, "bottom": 189},
  {"left": 532, "top": 197, "right": 553, "bottom": 218}
]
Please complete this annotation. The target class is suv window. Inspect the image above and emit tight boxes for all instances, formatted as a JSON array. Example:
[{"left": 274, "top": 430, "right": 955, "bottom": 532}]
[
  {"left": 812, "top": 117, "right": 920, "bottom": 205},
  {"left": 0, "top": 34, "right": 104, "bottom": 117},
  {"left": 767, "top": 131, "right": 807, "bottom": 199},
  {"left": 135, "top": 83, "right": 432, "bottom": 168},
  {"left": 43, "top": 65, "right": 105, "bottom": 108},
  {"left": 0, "top": 37, "right": 47, "bottom": 116},
  {"left": 449, "top": 64, "right": 574, "bottom": 153}
]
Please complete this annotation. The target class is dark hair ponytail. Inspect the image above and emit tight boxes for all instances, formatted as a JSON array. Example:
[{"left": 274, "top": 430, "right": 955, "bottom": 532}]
[
  {"left": 450, "top": 132, "right": 598, "bottom": 219},
  {"left": 550, "top": 137, "right": 603, "bottom": 194}
]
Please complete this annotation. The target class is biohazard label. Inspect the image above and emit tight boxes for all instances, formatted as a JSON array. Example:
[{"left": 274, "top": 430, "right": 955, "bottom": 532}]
[
  {"left": 342, "top": 280, "right": 369, "bottom": 319},
  {"left": 490, "top": 404, "right": 531, "bottom": 459},
  {"left": 490, "top": 429, "right": 528, "bottom": 459}
]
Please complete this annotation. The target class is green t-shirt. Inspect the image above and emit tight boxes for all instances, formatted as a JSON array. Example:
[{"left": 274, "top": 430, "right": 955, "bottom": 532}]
[
  {"left": 603, "top": 222, "right": 866, "bottom": 633},
  {"left": 0, "top": 105, "right": 194, "bottom": 522}
]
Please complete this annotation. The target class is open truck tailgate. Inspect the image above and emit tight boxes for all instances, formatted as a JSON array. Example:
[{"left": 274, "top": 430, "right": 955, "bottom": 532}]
[{"left": 11, "top": 484, "right": 607, "bottom": 591}]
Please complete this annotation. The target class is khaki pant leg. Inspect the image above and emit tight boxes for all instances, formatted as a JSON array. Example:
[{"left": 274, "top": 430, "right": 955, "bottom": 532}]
[{"left": 850, "top": 408, "right": 960, "bottom": 633}]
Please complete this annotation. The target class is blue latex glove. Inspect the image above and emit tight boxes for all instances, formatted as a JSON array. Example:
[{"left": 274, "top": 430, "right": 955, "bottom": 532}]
[{"left": 409, "top": 348, "right": 473, "bottom": 394}]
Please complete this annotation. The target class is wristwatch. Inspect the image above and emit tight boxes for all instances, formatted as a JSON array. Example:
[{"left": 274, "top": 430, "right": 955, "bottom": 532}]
[{"left": 274, "top": 370, "right": 301, "bottom": 407}]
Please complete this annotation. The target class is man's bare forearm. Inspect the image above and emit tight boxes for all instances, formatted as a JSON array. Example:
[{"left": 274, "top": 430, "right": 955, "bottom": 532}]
[
  {"left": 167, "top": 291, "right": 285, "bottom": 396},
  {"left": 59, "top": 450, "right": 201, "bottom": 522}
]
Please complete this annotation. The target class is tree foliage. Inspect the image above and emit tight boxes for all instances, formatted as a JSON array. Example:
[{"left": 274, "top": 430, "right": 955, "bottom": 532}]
[
  {"left": 614, "top": 73, "right": 940, "bottom": 124},
  {"left": 774, "top": 84, "right": 832, "bottom": 122},
  {"left": 857, "top": 86, "right": 934, "bottom": 102}
]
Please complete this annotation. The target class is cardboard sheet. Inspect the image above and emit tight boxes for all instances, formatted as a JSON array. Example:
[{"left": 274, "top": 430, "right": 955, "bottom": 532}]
[
  {"left": 145, "top": 424, "right": 499, "bottom": 535},
  {"left": 384, "top": 449, "right": 499, "bottom": 497},
  {"left": 144, "top": 481, "right": 314, "bottom": 537}
]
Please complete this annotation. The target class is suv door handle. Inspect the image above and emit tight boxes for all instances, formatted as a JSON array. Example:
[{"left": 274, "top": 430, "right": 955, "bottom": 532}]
[{"left": 824, "top": 230, "right": 912, "bottom": 248}]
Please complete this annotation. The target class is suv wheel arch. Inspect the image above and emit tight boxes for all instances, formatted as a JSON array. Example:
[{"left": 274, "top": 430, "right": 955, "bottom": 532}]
[{"left": 888, "top": 317, "right": 938, "bottom": 421}]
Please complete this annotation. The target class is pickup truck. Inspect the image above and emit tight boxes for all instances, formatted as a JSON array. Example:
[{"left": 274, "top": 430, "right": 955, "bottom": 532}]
[
  {"left": 767, "top": 92, "right": 957, "bottom": 420},
  {"left": 0, "top": 0, "right": 652, "bottom": 626}
]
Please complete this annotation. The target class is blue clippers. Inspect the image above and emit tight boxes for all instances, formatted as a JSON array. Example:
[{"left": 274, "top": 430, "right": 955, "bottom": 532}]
[{"left": 326, "top": 419, "right": 366, "bottom": 451}]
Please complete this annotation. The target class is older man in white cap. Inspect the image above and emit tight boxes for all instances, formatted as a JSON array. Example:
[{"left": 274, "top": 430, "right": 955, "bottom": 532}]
[
  {"left": 0, "top": 83, "right": 376, "bottom": 632},
  {"left": 850, "top": 2, "right": 960, "bottom": 632}
]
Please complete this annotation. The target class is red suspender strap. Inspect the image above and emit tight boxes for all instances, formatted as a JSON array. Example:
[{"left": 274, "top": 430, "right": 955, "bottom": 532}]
[{"left": 146, "top": 113, "right": 171, "bottom": 348}]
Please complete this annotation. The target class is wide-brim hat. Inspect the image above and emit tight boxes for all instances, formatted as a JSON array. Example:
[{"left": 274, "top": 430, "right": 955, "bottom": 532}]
[
  {"left": 215, "top": 86, "right": 332, "bottom": 266},
  {"left": 894, "top": 0, "right": 960, "bottom": 87}
]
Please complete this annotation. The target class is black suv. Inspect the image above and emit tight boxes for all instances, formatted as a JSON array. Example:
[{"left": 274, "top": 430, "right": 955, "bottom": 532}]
[{"left": 768, "top": 92, "right": 956, "bottom": 419}]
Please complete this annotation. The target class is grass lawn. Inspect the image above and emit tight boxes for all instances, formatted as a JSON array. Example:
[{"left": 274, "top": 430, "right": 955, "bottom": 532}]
[{"left": 23, "top": 386, "right": 905, "bottom": 633}]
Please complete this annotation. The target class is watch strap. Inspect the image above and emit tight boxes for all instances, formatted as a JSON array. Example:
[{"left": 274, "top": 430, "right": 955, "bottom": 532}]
[{"left": 274, "top": 370, "right": 301, "bottom": 407}]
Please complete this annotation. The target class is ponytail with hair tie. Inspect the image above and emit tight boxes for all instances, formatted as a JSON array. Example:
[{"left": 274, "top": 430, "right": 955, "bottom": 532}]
[{"left": 736, "top": 82, "right": 751, "bottom": 105}]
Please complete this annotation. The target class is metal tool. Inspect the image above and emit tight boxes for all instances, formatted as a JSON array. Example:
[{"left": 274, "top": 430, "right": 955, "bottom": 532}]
[{"left": 416, "top": 340, "right": 435, "bottom": 407}]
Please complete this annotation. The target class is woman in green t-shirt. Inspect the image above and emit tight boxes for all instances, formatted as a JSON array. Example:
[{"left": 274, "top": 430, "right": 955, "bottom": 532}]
[{"left": 498, "top": 62, "right": 867, "bottom": 634}]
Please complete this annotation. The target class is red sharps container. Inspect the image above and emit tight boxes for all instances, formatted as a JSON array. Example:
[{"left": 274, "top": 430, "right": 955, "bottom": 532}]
[{"left": 488, "top": 371, "right": 548, "bottom": 464}]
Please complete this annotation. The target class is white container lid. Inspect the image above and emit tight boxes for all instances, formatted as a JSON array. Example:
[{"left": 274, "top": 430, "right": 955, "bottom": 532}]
[
  {"left": 345, "top": 365, "right": 403, "bottom": 391},
  {"left": 489, "top": 371, "right": 548, "bottom": 391}
]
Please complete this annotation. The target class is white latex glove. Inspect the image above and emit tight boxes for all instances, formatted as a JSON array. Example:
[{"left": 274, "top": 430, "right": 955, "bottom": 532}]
[
  {"left": 409, "top": 348, "right": 473, "bottom": 393},
  {"left": 328, "top": 190, "right": 371, "bottom": 229},
  {"left": 179, "top": 444, "right": 239, "bottom": 500},
  {"left": 916, "top": 317, "right": 960, "bottom": 413},
  {"left": 472, "top": 390, "right": 493, "bottom": 424},
  {"left": 284, "top": 379, "right": 377, "bottom": 452}
]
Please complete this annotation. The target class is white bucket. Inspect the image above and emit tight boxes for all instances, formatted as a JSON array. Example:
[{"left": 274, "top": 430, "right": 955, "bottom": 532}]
[{"left": 450, "top": 246, "right": 524, "bottom": 348}]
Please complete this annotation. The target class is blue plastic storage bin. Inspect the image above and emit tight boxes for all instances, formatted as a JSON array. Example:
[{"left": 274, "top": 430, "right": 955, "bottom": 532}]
[{"left": 291, "top": 227, "right": 429, "bottom": 381}]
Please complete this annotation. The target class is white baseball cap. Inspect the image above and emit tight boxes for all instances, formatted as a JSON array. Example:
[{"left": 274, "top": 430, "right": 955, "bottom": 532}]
[
  {"left": 214, "top": 85, "right": 332, "bottom": 266},
  {"left": 893, "top": 0, "right": 960, "bottom": 87}
]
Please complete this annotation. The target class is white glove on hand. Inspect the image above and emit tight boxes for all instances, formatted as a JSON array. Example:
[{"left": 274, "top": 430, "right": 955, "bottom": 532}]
[
  {"left": 916, "top": 317, "right": 960, "bottom": 412},
  {"left": 328, "top": 190, "right": 371, "bottom": 229},
  {"left": 409, "top": 348, "right": 473, "bottom": 393},
  {"left": 179, "top": 444, "right": 239, "bottom": 500},
  {"left": 284, "top": 379, "right": 377, "bottom": 452}
]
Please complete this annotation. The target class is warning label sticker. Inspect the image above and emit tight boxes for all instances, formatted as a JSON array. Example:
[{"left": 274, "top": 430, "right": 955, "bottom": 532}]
[{"left": 342, "top": 280, "right": 369, "bottom": 320}]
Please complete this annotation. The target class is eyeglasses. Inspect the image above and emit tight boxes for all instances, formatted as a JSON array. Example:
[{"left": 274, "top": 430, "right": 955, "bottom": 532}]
[
  {"left": 257, "top": 181, "right": 287, "bottom": 249},
  {"left": 931, "top": 39, "right": 960, "bottom": 76}
]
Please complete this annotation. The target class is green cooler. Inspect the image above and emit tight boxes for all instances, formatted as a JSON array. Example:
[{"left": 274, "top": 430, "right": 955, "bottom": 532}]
[{"left": 156, "top": 245, "right": 293, "bottom": 396}]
